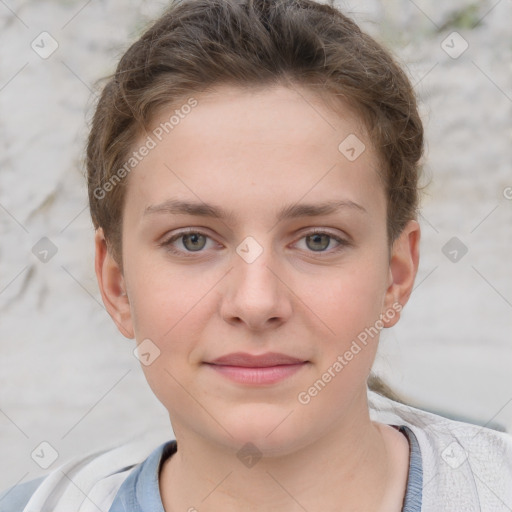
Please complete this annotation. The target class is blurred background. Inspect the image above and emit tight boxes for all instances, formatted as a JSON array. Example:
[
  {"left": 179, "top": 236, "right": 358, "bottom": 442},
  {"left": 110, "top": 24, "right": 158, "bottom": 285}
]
[{"left": 1, "top": 0, "right": 511, "bottom": 490}]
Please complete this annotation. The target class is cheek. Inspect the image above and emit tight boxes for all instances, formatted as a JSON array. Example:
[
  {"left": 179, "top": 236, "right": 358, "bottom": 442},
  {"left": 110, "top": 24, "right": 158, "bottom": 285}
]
[
  {"left": 124, "top": 250, "right": 195, "bottom": 336},
  {"left": 125, "top": 257, "right": 222, "bottom": 377},
  {"left": 315, "top": 260, "right": 388, "bottom": 330},
  {"left": 305, "top": 258, "right": 389, "bottom": 382}
]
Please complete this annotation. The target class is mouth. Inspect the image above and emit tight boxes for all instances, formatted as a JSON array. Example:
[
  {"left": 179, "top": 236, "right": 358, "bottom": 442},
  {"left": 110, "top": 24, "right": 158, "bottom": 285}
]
[
  {"left": 204, "top": 352, "right": 309, "bottom": 385},
  {"left": 207, "top": 351, "right": 307, "bottom": 367}
]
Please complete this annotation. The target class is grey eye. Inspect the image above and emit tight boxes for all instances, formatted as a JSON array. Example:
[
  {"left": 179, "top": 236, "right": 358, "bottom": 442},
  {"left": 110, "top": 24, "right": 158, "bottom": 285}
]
[
  {"left": 182, "top": 233, "right": 207, "bottom": 251},
  {"left": 305, "top": 233, "right": 331, "bottom": 252}
]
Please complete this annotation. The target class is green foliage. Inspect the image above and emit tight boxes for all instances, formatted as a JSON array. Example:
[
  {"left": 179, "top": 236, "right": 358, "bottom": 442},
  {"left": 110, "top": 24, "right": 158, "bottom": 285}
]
[{"left": 437, "top": 3, "right": 481, "bottom": 32}]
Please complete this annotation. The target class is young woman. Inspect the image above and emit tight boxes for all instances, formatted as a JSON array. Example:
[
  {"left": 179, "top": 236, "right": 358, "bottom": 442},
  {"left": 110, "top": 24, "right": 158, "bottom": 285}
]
[{"left": 1, "top": 1, "right": 511, "bottom": 511}]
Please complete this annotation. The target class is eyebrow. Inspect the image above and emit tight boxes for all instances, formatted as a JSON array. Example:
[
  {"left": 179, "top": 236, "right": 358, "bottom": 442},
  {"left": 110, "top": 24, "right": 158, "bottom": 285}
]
[{"left": 143, "top": 198, "right": 367, "bottom": 223}]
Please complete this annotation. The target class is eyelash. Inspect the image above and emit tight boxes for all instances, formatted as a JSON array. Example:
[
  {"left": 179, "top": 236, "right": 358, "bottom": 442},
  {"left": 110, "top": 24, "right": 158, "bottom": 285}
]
[{"left": 160, "top": 228, "right": 350, "bottom": 257}]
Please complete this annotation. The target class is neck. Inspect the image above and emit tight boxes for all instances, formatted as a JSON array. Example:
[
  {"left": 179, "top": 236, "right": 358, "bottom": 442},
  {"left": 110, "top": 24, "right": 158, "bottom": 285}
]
[{"left": 159, "top": 396, "right": 407, "bottom": 512}]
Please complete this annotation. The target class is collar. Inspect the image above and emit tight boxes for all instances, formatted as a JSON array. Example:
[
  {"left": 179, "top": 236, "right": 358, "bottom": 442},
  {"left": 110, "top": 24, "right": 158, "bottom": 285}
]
[{"left": 108, "top": 426, "right": 422, "bottom": 511}]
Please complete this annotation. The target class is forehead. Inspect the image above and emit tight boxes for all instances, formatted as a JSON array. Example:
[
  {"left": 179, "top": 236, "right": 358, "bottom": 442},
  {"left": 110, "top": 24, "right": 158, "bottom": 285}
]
[
  {"left": 146, "top": 83, "right": 370, "bottom": 155},
  {"left": 124, "top": 84, "right": 385, "bottom": 226}
]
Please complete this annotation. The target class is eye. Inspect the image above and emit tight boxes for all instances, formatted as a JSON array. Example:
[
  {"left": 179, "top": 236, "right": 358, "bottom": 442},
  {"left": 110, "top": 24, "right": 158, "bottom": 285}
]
[
  {"left": 295, "top": 229, "right": 349, "bottom": 254},
  {"left": 161, "top": 229, "right": 215, "bottom": 255}
]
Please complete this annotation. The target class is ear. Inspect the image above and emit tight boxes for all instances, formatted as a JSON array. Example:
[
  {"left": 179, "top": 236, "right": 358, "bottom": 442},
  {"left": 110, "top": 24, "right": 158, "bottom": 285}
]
[
  {"left": 94, "top": 228, "right": 134, "bottom": 339},
  {"left": 382, "top": 220, "right": 420, "bottom": 328}
]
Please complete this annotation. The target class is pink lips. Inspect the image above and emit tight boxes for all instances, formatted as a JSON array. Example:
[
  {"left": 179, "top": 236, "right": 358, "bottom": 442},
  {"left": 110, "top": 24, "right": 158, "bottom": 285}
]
[{"left": 205, "top": 352, "right": 308, "bottom": 385}]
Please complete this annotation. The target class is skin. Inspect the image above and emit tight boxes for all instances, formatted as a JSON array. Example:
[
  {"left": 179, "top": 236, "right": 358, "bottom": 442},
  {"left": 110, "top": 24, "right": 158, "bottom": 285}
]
[{"left": 95, "top": 84, "right": 420, "bottom": 511}]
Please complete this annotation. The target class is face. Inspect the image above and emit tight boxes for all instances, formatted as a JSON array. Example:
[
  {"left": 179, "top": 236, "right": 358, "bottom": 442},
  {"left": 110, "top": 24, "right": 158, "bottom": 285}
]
[{"left": 96, "top": 84, "right": 419, "bottom": 456}]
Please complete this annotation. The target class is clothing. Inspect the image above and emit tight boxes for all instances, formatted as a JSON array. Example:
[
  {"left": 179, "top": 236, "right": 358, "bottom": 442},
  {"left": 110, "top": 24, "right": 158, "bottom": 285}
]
[
  {"left": 368, "top": 390, "right": 512, "bottom": 511},
  {"left": 0, "top": 428, "right": 421, "bottom": 512},
  {"left": 107, "top": 424, "right": 422, "bottom": 512},
  {"left": 1, "top": 388, "right": 511, "bottom": 511}
]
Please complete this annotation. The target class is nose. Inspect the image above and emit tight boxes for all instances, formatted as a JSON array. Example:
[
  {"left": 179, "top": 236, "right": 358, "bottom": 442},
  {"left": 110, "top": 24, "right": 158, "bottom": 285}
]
[{"left": 219, "top": 242, "right": 293, "bottom": 331}]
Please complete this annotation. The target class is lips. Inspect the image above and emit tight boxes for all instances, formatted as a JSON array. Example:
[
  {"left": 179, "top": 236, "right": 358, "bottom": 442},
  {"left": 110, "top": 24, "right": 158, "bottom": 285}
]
[
  {"left": 205, "top": 352, "right": 308, "bottom": 385},
  {"left": 207, "top": 352, "right": 306, "bottom": 367}
]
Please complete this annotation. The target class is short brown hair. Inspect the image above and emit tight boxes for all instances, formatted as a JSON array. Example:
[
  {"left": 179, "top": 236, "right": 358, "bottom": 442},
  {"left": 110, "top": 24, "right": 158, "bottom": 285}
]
[{"left": 86, "top": 0, "right": 423, "bottom": 265}]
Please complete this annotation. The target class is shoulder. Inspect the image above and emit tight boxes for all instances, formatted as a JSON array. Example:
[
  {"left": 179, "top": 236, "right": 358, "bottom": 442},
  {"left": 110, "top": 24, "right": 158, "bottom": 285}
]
[
  {"left": 0, "top": 477, "right": 45, "bottom": 512},
  {"left": 367, "top": 387, "right": 512, "bottom": 454},
  {"left": 368, "top": 389, "right": 512, "bottom": 511},
  {"left": 0, "top": 431, "right": 172, "bottom": 512}
]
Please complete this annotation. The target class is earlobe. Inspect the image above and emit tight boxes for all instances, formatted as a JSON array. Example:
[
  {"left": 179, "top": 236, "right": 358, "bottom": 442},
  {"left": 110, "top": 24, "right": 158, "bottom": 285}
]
[
  {"left": 382, "top": 220, "right": 420, "bottom": 328},
  {"left": 94, "top": 228, "right": 134, "bottom": 339}
]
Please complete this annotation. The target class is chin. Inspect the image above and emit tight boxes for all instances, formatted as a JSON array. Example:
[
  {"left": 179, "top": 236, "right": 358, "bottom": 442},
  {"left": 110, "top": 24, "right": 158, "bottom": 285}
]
[{"left": 213, "top": 403, "right": 310, "bottom": 455}]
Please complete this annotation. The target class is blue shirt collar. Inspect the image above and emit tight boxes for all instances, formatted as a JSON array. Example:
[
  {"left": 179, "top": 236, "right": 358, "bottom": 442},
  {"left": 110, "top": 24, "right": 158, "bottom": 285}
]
[{"left": 109, "top": 425, "right": 422, "bottom": 511}]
